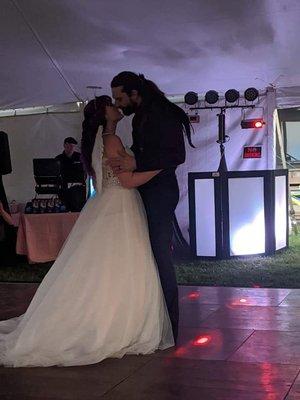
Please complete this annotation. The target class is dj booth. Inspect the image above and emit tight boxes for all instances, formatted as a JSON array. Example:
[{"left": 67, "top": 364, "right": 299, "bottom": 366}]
[
  {"left": 32, "top": 158, "right": 86, "bottom": 212},
  {"left": 188, "top": 169, "right": 288, "bottom": 259}
]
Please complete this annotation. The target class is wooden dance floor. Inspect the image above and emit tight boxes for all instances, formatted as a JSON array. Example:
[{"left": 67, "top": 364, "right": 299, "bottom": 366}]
[{"left": 0, "top": 283, "right": 300, "bottom": 399}]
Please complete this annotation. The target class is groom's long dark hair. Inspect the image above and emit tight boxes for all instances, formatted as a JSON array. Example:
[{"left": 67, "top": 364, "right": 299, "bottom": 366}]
[
  {"left": 111, "top": 71, "right": 194, "bottom": 147},
  {"left": 81, "top": 95, "right": 112, "bottom": 176}
]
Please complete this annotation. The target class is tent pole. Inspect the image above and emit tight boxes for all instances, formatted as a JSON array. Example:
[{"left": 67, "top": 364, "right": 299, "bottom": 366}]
[{"left": 274, "top": 109, "right": 287, "bottom": 169}]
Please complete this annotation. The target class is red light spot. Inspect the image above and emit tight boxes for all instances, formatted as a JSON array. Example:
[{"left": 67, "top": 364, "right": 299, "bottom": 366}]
[
  {"left": 255, "top": 121, "right": 263, "bottom": 128},
  {"left": 175, "top": 346, "right": 187, "bottom": 356},
  {"left": 239, "top": 298, "right": 247, "bottom": 303},
  {"left": 188, "top": 292, "right": 200, "bottom": 300},
  {"left": 193, "top": 335, "right": 211, "bottom": 346},
  {"left": 252, "top": 284, "right": 261, "bottom": 288}
]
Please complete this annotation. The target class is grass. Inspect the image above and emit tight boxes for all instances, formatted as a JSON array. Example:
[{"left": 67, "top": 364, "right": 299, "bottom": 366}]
[
  {"left": 0, "top": 259, "right": 52, "bottom": 283},
  {"left": 175, "top": 234, "right": 300, "bottom": 288},
  {"left": 0, "top": 235, "right": 299, "bottom": 288}
]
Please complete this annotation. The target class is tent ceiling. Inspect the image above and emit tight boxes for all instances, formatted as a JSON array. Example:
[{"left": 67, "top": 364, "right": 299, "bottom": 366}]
[{"left": 1, "top": 0, "right": 300, "bottom": 109}]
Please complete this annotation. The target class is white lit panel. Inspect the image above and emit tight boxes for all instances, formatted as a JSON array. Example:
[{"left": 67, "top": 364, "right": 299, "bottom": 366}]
[
  {"left": 275, "top": 175, "right": 287, "bottom": 250},
  {"left": 228, "top": 177, "right": 265, "bottom": 256},
  {"left": 195, "top": 179, "right": 216, "bottom": 256}
]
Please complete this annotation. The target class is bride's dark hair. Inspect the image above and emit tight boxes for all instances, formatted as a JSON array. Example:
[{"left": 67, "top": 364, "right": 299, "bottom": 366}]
[{"left": 81, "top": 95, "right": 112, "bottom": 176}]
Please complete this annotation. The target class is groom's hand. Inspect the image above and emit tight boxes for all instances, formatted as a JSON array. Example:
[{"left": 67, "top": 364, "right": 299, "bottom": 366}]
[{"left": 107, "top": 150, "right": 136, "bottom": 173}]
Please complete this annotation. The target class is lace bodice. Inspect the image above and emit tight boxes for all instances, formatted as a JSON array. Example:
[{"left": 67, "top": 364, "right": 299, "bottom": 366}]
[
  {"left": 102, "top": 158, "right": 121, "bottom": 188},
  {"left": 91, "top": 131, "right": 132, "bottom": 192}
]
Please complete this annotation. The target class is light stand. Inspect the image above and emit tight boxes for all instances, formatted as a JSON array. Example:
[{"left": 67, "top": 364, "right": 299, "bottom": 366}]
[
  {"left": 217, "top": 108, "right": 227, "bottom": 172},
  {"left": 190, "top": 104, "right": 255, "bottom": 172}
]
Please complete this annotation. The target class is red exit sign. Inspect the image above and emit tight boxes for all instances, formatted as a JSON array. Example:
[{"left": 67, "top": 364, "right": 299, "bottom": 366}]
[{"left": 243, "top": 146, "right": 262, "bottom": 159}]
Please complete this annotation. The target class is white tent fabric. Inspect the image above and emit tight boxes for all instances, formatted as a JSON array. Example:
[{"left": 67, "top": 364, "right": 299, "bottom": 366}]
[
  {"left": 1, "top": 113, "right": 133, "bottom": 204},
  {"left": 276, "top": 86, "right": 300, "bottom": 109},
  {"left": 2, "top": 89, "right": 277, "bottom": 241},
  {"left": 1, "top": 0, "right": 300, "bottom": 109},
  {"left": 1, "top": 84, "right": 298, "bottom": 241},
  {"left": 1, "top": 113, "right": 83, "bottom": 203}
]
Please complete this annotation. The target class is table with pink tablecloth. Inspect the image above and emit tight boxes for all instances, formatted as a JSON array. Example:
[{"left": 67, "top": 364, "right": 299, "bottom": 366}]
[{"left": 16, "top": 213, "right": 79, "bottom": 263}]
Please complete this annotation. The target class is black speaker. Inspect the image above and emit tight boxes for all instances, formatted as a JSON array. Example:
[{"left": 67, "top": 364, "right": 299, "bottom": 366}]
[
  {"left": 33, "top": 158, "right": 62, "bottom": 194},
  {"left": 33, "top": 158, "right": 61, "bottom": 177},
  {"left": 65, "top": 185, "right": 86, "bottom": 212},
  {"left": 0, "top": 131, "right": 12, "bottom": 175}
]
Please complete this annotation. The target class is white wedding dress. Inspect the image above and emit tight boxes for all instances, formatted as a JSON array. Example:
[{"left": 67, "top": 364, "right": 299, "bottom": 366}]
[{"left": 0, "top": 130, "right": 174, "bottom": 367}]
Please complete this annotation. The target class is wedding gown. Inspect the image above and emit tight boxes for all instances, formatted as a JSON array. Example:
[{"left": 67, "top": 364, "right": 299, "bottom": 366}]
[{"left": 0, "top": 130, "right": 174, "bottom": 367}]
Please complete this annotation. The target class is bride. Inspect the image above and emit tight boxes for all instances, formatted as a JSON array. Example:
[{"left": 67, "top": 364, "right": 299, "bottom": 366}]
[{"left": 0, "top": 95, "right": 174, "bottom": 367}]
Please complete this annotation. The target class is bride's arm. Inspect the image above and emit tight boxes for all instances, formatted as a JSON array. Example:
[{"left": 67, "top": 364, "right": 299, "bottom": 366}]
[
  {"left": 104, "top": 135, "right": 161, "bottom": 189},
  {"left": 119, "top": 170, "right": 162, "bottom": 189}
]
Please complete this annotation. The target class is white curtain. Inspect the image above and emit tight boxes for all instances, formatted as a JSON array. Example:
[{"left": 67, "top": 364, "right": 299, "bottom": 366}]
[
  {"left": 1, "top": 112, "right": 132, "bottom": 205},
  {"left": 1, "top": 87, "right": 281, "bottom": 243},
  {"left": 1, "top": 112, "right": 83, "bottom": 204}
]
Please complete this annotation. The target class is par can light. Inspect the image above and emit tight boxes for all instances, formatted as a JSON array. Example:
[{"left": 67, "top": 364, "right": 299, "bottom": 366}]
[
  {"left": 244, "top": 87, "right": 259, "bottom": 102},
  {"left": 184, "top": 91, "right": 198, "bottom": 105},
  {"left": 225, "top": 89, "right": 240, "bottom": 103},
  {"left": 205, "top": 90, "right": 219, "bottom": 104}
]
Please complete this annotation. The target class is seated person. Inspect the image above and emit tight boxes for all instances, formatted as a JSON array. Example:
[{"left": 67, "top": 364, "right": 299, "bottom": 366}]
[{"left": 55, "top": 137, "right": 86, "bottom": 211}]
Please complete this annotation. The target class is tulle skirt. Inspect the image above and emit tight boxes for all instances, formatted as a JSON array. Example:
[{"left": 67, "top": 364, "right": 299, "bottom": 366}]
[{"left": 0, "top": 186, "right": 174, "bottom": 367}]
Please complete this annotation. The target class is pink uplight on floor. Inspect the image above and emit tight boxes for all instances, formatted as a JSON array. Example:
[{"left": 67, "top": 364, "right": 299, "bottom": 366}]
[
  {"left": 188, "top": 292, "right": 200, "bottom": 300},
  {"left": 193, "top": 335, "right": 211, "bottom": 346},
  {"left": 174, "top": 346, "right": 187, "bottom": 356},
  {"left": 228, "top": 297, "right": 251, "bottom": 306}
]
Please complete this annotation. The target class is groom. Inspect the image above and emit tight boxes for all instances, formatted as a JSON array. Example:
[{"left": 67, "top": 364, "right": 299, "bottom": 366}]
[{"left": 107, "top": 71, "right": 192, "bottom": 342}]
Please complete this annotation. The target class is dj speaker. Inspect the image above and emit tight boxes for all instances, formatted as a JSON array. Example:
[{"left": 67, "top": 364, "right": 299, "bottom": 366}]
[
  {"left": 0, "top": 131, "right": 12, "bottom": 175},
  {"left": 33, "top": 158, "right": 62, "bottom": 195}
]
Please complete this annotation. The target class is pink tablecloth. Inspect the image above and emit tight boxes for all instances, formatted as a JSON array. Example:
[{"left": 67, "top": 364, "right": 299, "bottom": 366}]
[
  {"left": 11, "top": 212, "right": 21, "bottom": 227},
  {"left": 16, "top": 213, "right": 79, "bottom": 263}
]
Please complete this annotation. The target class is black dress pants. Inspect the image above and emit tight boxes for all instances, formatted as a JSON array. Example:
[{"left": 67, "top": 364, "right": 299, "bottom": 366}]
[{"left": 138, "top": 174, "right": 179, "bottom": 342}]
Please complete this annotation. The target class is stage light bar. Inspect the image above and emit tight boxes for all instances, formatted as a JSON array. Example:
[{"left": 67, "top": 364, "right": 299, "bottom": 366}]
[
  {"left": 184, "top": 91, "right": 198, "bottom": 105},
  {"left": 241, "top": 118, "right": 265, "bottom": 129}
]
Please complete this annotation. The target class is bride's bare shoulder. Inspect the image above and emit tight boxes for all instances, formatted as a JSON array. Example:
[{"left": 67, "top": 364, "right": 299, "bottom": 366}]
[{"left": 103, "top": 134, "right": 124, "bottom": 157}]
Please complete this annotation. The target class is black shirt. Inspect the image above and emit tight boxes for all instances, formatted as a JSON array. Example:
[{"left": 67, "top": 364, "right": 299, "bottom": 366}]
[
  {"left": 131, "top": 100, "right": 186, "bottom": 186},
  {"left": 55, "top": 151, "right": 83, "bottom": 184}
]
